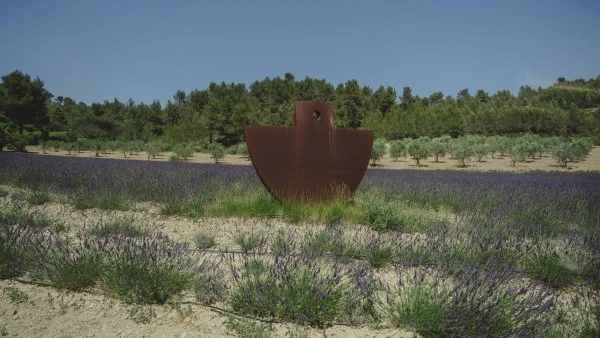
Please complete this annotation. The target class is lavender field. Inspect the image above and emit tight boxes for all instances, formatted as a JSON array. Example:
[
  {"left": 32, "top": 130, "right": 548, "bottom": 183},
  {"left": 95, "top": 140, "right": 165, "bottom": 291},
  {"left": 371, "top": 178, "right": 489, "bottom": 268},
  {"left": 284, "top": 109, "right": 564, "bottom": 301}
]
[{"left": 1, "top": 151, "right": 599, "bottom": 336}]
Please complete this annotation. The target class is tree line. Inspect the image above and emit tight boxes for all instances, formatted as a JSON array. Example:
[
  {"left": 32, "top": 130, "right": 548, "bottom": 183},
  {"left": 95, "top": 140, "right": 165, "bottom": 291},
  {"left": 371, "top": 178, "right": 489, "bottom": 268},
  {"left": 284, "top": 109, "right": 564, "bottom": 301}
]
[{"left": 1, "top": 70, "right": 599, "bottom": 151}]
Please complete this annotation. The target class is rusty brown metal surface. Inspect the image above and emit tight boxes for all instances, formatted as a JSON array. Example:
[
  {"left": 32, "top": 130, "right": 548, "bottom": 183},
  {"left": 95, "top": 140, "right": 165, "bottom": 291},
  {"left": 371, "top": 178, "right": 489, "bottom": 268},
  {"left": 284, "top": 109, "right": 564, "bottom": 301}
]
[{"left": 245, "top": 101, "right": 374, "bottom": 204}]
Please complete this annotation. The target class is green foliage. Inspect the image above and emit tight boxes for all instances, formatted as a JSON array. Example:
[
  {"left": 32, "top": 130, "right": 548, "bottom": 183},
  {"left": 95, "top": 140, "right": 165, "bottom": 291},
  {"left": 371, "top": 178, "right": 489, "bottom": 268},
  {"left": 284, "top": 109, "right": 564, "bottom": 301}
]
[
  {"left": 358, "top": 194, "right": 404, "bottom": 230},
  {"left": 87, "top": 217, "right": 149, "bottom": 238},
  {"left": 194, "top": 232, "right": 216, "bottom": 249},
  {"left": 387, "top": 285, "right": 447, "bottom": 336},
  {"left": 429, "top": 137, "right": 448, "bottom": 162},
  {"left": 324, "top": 199, "right": 346, "bottom": 225},
  {"left": 370, "top": 138, "right": 387, "bottom": 166},
  {"left": 208, "top": 142, "right": 226, "bottom": 163},
  {"left": 27, "top": 190, "right": 51, "bottom": 205},
  {"left": 0, "top": 224, "right": 31, "bottom": 279},
  {"left": 0, "top": 209, "right": 61, "bottom": 230},
  {"left": 7, "top": 131, "right": 29, "bottom": 152},
  {"left": 0, "top": 70, "right": 52, "bottom": 133},
  {"left": 236, "top": 142, "right": 249, "bottom": 159},
  {"left": 40, "top": 141, "right": 50, "bottom": 154},
  {"left": 579, "top": 304, "right": 600, "bottom": 338},
  {"left": 508, "top": 140, "right": 528, "bottom": 167},
  {"left": 70, "top": 190, "right": 129, "bottom": 211},
  {"left": 101, "top": 238, "right": 195, "bottom": 304},
  {"left": 194, "top": 271, "right": 227, "bottom": 305},
  {"left": 234, "top": 232, "right": 264, "bottom": 252},
  {"left": 173, "top": 142, "right": 195, "bottom": 161},
  {"left": 407, "top": 137, "right": 431, "bottom": 166},
  {"left": 523, "top": 253, "right": 574, "bottom": 288},
  {"left": 230, "top": 260, "right": 345, "bottom": 328},
  {"left": 91, "top": 140, "right": 106, "bottom": 157},
  {"left": 365, "top": 241, "right": 396, "bottom": 268},
  {"left": 143, "top": 140, "right": 165, "bottom": 159},
  {"left": 451, "top": 139, "right": 475, "bottom": 167},
  {"left": 168, "top": 154, "right": 181, "bottom": 162},
  {"left": 64, "top": 142, "right": 76, "bottom": 155},
  {"left": 30, "top": 233, "right": 104, "bottom": 291},
  {"left": 120, "top": 141, "right": 136, "bottom": 158},
  {"left": 388, "top": 139, "right": 406, "bottom": 161}
]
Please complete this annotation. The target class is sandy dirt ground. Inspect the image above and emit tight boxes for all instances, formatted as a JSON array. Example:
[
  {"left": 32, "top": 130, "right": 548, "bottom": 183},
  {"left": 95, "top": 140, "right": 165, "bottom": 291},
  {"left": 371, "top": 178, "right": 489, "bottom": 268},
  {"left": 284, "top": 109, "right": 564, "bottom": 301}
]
[{"left": 22, "top": 145, "right": 600, "bottom": 172}]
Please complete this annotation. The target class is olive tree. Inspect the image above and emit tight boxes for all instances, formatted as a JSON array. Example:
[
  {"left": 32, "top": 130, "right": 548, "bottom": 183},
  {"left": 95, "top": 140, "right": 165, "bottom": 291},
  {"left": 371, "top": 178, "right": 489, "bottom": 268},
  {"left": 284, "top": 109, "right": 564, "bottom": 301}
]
[
  {"left": 407, "top": 137, "right": 431, "bottom": 166},
  {"left": 371, "top": 138, "right": 387, "bottom": 166},
  {"left": 173, "top": 142, "right": 195, "bottom": 161},
  {"left": 208, "top": 142, "right": 226, "bottom": 163},
  {"left": 451, "top": 140, "right": 475, "bottom": 167},
  {"left": 389, "top": 140, "right": 406, "bottom": 161},
  {"left": 429, "top": 138, "right": 449, "bottom": 162}
]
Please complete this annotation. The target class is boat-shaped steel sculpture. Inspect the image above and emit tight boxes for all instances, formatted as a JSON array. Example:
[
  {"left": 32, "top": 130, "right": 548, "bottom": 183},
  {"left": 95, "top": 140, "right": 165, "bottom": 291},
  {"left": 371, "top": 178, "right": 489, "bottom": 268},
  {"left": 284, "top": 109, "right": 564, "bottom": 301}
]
[{"left": 245, "top": 101, "right": 374, "bottom": 204}]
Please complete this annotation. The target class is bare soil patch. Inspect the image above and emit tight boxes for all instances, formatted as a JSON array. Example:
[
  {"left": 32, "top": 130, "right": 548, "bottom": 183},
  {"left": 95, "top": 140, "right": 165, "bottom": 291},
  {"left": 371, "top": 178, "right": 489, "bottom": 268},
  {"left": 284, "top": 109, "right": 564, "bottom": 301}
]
[{"left": 23, "top": 145, "right": 600, "bottom": 172}]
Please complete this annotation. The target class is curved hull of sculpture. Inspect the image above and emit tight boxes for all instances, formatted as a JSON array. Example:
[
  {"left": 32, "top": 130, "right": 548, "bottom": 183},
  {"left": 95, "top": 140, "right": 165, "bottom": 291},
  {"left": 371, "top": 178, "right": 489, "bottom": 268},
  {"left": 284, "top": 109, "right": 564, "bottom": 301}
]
[{"left": 245, "top": 101, "right": 373, "bottom": 204}]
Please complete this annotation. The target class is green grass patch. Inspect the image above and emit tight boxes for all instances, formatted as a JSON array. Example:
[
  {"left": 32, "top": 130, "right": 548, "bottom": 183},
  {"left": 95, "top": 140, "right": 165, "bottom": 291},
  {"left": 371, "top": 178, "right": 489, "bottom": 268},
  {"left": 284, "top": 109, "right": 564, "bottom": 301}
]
[
  {"left": 27, "top": 190, "right": 51, "bottom": 205},
  {"left": 234, "top": 232, "right": 264, "bottom": 252},
  {"left": 88, "top": 217, "right": 149, "bottom": 238},
  {"left": 523, "top": 253, "right": 574, "bottom": 288},
  {"left": 194, "top": 231, "right": 216, "bottom": 249}
]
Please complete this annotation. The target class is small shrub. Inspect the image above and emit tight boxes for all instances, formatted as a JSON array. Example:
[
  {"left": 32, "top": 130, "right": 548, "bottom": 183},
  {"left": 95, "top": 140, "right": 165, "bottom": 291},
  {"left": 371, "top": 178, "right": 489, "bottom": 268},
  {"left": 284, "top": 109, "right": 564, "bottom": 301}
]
[
  {"left": 365, "top": 241, "right": 396, "bottom": 268},
  {"left": 359, "top": 196, "right": 404, "bottom": 230},
  {"left": 88, "top": 217, "right": 149, "bottom": 238},
  {"left": 193, "top": 261, "right": 227, "bottom": 305},
  {"left": 143, "top": 141, "right": 164, "bottom": 159},
  {"left": 0, "top": 188, "right": 8, "bottom": 198},
  {"left": 387, "top": 285, "right": 447, "bottom": 336},
  {"left": 324, "top": 200, "right": 346, "bottom": 225},
  {"left": 236, "top": 142, "right": 249, "bottom": 159},
  {"left": 120, "top": 141, "right": 137, "bottom": 158},
  {"left": 27, "top": 190, "right": 51, "bottom": 205},
  {"left": 30, "top": 231, "right": 104, "bottom": 291},
  {"left": 234, "top": 232, "right": 264, "bottom": 252},
  {"left": 168, "top": 154, "right": 182, "bottom": 162},
  {"left": 371, "top": 138, "right": 387, "bottom": 166},
  {"left": 386, "top": 267, "right": 556, "bottom": 337},
  {"left": 302, "top": 227, "right": 334, "bottom": 259},
  {"left": 173, "top": 142, "right": 194, "bottom": 161},
  {"left": 270, "top": 229, "right": 297, "bottom": 256},
  {"left": 0, "top": 209, "right": 60, "bottom": 230},
  {"left": 194, "top": 232, "right": 216, "bottom": 249},
  {"left": 523, "top": 253, "right": 574, "bottom": 288},
  {"left": 0, "top": 224, "right": 33, "bottom": 279},
  {"left": 101, "top": 234, "right": 195, "bottom": 304},
  {"left": 208, "top": 143, "right": 226, "bottom": 163},
  {"left": 40, "top": 142, "right": 50, "bottom": 154},
  {"left": 230, "top": 257, "right": 346, "bottom": 328}
]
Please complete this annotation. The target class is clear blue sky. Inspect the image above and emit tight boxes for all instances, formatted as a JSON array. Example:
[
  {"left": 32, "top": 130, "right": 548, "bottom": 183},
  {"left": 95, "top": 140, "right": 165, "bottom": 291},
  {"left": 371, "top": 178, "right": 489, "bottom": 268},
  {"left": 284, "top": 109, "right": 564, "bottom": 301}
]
[{"left": 1, "top": 0, "right": 599, "bottom": 105}]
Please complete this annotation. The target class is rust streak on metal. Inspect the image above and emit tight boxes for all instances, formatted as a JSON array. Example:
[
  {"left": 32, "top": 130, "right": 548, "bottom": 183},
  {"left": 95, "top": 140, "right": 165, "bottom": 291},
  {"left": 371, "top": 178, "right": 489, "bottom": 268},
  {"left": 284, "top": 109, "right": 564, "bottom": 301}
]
[{"left": 245, "top": 101, "right": 374, "bottom": 204}]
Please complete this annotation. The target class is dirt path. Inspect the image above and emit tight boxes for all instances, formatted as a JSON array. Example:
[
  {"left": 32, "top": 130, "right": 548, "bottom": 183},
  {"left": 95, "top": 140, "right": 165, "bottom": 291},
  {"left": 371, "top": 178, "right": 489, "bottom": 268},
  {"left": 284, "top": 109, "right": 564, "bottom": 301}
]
[{"left": 23, "top": 145, "right": 600, "bottom": 172}]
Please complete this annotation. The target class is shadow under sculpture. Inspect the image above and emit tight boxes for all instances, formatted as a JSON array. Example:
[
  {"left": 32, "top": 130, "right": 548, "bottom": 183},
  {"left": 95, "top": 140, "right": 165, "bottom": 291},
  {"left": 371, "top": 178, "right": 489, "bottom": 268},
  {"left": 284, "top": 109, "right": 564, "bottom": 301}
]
[{"left": 245, "top": 101, "right": 374, "bottom": 204}]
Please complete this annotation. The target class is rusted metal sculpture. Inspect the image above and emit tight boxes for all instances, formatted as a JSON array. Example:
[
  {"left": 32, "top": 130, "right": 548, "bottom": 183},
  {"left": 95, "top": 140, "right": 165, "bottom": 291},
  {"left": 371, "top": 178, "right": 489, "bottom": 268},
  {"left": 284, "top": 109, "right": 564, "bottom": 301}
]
[{"left": 245, "top": 101, "right": 374, "bottom": 204}]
